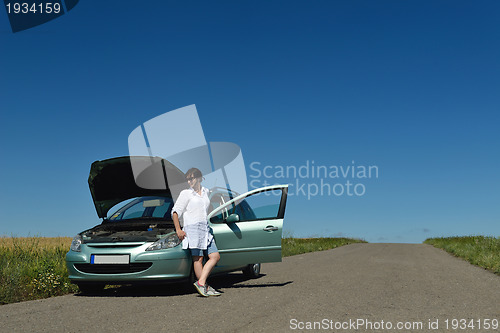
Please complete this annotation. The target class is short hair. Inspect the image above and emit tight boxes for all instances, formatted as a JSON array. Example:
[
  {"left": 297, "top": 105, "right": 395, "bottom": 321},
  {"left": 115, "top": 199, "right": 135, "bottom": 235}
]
[{"left": 185, "top": 167, "right": 202, "bottom": 179}]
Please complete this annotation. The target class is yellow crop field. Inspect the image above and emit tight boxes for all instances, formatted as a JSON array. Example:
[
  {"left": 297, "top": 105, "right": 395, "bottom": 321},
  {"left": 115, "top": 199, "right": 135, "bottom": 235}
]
[{"left": 0, "top": 236, "right": 72, "bottom": 250}]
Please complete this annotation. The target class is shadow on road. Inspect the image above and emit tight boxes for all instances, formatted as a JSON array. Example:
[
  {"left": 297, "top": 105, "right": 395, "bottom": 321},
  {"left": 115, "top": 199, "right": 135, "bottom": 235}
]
[
  {"left": 210, "top": 273, "right": 293, "bottom": 289},
  {"left": 74, "top": 272, "right": 293, "bottom": 298}
]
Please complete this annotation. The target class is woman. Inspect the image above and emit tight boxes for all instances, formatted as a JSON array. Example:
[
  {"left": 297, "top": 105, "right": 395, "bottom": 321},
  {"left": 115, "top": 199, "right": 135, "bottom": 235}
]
[{"left": 171, "top": 167, "right": 221, "bottom": 297}]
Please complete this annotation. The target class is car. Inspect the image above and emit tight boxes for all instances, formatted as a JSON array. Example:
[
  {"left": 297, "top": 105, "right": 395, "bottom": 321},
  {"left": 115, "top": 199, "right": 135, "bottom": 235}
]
[{"left": 66, "top": 156, "right": 288, "bottom": 294}]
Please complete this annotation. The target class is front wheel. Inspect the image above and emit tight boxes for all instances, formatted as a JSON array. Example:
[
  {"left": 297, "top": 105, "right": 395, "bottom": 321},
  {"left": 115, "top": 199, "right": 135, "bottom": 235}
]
[{"left": 242, "top": 263, "right": 261, "bottom": 278}]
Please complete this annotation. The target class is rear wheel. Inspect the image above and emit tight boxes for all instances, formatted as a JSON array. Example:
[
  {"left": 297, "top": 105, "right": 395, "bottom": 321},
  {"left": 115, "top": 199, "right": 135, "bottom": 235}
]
[
  {"left": 242, "top": 263, "right": 261, "bottom": 278},
  {"left": 77, "top": 283, "right": 105, "bottom": 294}
]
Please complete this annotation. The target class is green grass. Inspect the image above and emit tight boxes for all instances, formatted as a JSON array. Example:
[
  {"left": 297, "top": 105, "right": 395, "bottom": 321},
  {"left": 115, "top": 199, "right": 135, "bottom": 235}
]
[
  {"left": 282, "top": 237, "right": 367, "bottom": 257},
  {"left": 424, "top": 236, "right": 500, "bottom": 275},
  {"left": 0, "top": 237, "right": 78, "bottom": 305}
]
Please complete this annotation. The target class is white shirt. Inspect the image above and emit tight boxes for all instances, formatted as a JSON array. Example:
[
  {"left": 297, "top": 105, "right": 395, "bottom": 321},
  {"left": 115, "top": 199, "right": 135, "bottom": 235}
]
[{"left": 171, "top": 187, "right": 212, "bottom": 249}]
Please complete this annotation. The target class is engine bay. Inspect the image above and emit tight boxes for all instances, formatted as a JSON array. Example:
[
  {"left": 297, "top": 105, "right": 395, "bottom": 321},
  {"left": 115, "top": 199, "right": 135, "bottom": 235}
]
[{"left": 81, "top": 221, "right": 175, "bottom": 243}]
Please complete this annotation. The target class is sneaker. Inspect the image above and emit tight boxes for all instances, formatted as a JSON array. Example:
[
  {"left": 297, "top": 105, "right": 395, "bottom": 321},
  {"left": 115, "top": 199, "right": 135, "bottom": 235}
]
[
  {"left": 193, "top": 281, "right": 209, "bottom": 297},
  {"left": 205, "top": 284, "right": 221, "bottom": 296}
]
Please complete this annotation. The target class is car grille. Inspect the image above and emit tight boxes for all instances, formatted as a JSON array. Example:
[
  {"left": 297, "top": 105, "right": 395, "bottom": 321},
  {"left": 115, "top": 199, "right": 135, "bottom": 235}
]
[{"left": 74, "top": 263, "right": 152, "bottom": 274}]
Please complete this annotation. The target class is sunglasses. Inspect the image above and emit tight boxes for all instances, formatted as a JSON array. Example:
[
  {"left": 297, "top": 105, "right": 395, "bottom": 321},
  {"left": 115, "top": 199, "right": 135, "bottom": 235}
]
[{"left": 186, "top": 176, "right": 196, "bottom": 181}]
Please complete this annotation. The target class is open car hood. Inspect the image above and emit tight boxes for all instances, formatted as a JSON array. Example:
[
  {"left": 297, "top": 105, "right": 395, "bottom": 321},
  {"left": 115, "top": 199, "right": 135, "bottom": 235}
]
[{"left": 88, "top": 156, "right": 187, "bottom": 218}]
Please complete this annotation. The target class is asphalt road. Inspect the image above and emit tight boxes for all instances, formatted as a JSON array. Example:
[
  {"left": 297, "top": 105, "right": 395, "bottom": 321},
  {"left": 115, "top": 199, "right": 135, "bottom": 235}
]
[{"left": 1, "top": 244, "right": 499, "bottom": 333}]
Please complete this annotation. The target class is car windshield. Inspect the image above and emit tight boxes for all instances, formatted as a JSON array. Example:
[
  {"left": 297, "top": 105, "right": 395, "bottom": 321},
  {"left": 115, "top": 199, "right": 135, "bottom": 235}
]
[{"left": 108, "top": 196, "right": 174, "bottom": 221}]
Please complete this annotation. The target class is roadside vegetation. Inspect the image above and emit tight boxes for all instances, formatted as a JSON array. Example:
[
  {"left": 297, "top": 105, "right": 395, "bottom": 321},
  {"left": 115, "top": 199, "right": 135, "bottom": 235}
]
[
  {"left": 0, "top": 237, "right": 77, "bottom": 305},
  {"left": 1, "top": 235, "right": 364, "bottom": 305},
  {"left": 424, "top": 236, "right": 500, "bottom": 275},
  {"left": 282, "top": 237, "right": 367, "bottom": 257}
]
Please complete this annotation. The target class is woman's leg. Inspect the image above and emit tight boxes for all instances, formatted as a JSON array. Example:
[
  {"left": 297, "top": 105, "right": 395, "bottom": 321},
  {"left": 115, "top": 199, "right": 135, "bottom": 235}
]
[
  {"left": 197, "top": 251, "right": 220, "bottom": 286},
  {"left": 192, "top": 255, "right": 203, "bottom": 280}
]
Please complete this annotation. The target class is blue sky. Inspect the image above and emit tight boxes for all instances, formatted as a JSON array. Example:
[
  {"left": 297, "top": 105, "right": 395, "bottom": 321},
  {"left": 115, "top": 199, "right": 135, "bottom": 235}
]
[{"left": 0, "top": 1, "right": 499, "bottom": 243}]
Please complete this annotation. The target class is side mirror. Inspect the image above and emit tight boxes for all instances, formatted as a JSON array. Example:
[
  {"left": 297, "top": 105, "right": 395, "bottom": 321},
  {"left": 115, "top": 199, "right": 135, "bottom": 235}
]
[{"left": 225, "top": 213, "right": 239, "bottom": 223}]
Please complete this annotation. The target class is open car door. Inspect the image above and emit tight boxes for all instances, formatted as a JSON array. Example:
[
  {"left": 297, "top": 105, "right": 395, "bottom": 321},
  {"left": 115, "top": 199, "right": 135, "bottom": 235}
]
[{"left": 207, "top": 185, "right": 288, "bottom": 267}]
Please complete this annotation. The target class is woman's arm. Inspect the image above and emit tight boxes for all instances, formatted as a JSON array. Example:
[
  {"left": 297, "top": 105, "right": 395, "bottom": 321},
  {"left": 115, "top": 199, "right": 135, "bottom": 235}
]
[
  {"left": 171, "top": 191, "right": 188, "bottom": 240},
  {"left": 172, "top": 212, "right": 186, "bottom": 240}
]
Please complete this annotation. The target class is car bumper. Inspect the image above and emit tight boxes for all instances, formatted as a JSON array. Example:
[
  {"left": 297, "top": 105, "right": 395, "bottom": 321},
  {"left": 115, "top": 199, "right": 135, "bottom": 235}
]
[{"left": 66, "top": 242, "right": 192, "bottom": 283}]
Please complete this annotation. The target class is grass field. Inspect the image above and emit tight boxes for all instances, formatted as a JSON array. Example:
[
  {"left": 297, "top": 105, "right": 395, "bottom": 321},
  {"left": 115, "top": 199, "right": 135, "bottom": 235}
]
[
  {"left": 281, "top": 237, "right": 367, "bottom": 257},
  {"left": 424, "top": 236, "right": 500, "bottom": 275},
  {"left": 0, "top": 237, "right": 77, "bottom": 305},
  {"left": 0, "top": 236, "right": 365, "bottom": 305}
]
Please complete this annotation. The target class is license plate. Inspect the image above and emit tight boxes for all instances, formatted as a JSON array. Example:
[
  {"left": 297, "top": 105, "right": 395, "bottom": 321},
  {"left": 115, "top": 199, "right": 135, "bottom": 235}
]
[{"left": 91, "top": 254, "right": 129, "bottom": 264}]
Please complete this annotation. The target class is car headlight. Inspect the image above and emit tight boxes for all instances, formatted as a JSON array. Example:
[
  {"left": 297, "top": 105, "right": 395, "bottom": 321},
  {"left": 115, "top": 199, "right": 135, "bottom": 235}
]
[
  {"left": 70, "top": 234, "right": 82, "bottom": 252},
  {"left": 145, "top": 233, "right": 181, "bottom": 251}
]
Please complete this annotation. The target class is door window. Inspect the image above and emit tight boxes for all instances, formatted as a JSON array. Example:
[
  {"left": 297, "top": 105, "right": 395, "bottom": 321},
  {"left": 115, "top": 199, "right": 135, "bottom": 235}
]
[{"left": 210, "top": 188, "right": 284, "bottom": 223}]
